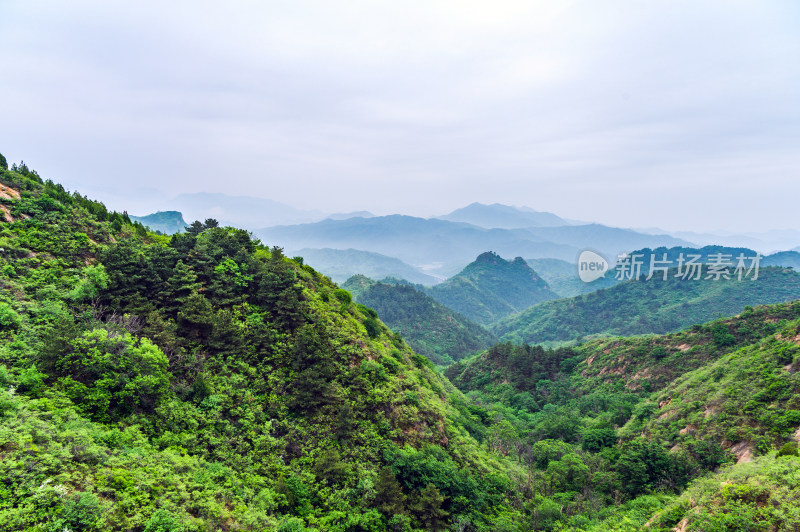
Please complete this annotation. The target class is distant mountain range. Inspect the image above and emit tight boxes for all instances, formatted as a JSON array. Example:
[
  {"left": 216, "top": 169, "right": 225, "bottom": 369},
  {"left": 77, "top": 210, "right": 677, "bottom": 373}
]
[
  {"left": 295, "top": 248, "right": 439, "bottom": 285},
  {"left": 324, "top": 211, "right": 375, "bottom": 220},
  {"left": 133, "top": 197, "right": 799, "bottom": 282},
  {"left": 529, "top": 246, "right": 800, "bottom": 298},
  {"left": 257, "top": 215, "right": 579, "bottom": 277},
  {"left": 765, "top": 251, "right": 800, "bottom": 270},
  {"left": 638, "top": 228, "right": 800, "bottom": 253},
  {"left": 256, "top": 215, "right": 690, "bottom": 278},
  {"left": 136, "top": 194, "right": 800, "bottom": 256},
  {"left": 437, "top": 202, "right": 568, "bottom": 228}
]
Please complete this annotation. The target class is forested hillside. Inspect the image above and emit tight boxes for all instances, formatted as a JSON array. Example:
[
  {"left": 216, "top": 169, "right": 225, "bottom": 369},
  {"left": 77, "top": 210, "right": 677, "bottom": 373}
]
[
  {"left": 342, "top": 275, "right": 496, "bottom": 365},
  {"left": 427, "top": 252, "right": 558, "bottom": 325},
  {"left": 0, "top": 158, "right": 531, "bottom": 531},
  {"left": 494, "top": 266, "right": 800, "bottom": 345},
  {"left": 3, "top": 154, "right": 800, "bottom": 531},
  {"left": 446, "top": 301, "right": 800, "bottom": 530}
]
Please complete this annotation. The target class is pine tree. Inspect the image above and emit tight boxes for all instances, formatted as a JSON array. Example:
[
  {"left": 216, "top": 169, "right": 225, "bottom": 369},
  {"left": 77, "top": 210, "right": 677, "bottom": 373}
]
[
  {"left": 411, "top": 484, "right": 448, "bottom": 531},
  {"left": 374, "top": 467, "right": 406, "bottom": 517},
  {"left": 163, "top": 260, "right": 200, "bottom": 314}
]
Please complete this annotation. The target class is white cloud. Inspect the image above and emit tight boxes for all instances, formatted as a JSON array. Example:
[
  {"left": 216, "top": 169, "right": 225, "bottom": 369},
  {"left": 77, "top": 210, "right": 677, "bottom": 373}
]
[{"left": 0, "top": 0, "right": 798, "bottom": 231}]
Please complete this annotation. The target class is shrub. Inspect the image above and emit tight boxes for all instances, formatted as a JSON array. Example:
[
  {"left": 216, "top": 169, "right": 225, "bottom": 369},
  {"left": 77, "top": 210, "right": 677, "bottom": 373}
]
[
  {"left": 144, "top": 509, "right": 186, "bottom": 532},
  {"left": 334, "top": 289, "right": 352, "bottom": 304},
  {"left": 0, "top": 302, "right": 21, "bottom": 331},
  {"left": 777, "top": 442, "right": 799, "bottom": 458}
]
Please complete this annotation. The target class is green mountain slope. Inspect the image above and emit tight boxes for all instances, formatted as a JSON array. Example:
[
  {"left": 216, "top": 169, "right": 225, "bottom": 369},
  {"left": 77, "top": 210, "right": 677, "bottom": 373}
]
[
  {"left": 5, "top": 153, "right": 800, "bottom": 530},
  {"left": 0, "top": 157, "right": 532, "bottom": 530},
  {"left": 621, "top": 316, "right": 800, "bottom": 460},
  {"left": 493, "top": 266, "right": 800, "bottom": 345},
  {"left": 342, "top": 275, "right": 497, "bottom": 365},
  {"left": 427, "top": 252, "right": 559, "bottom": 325},
  {"left": 130, "top": 210, "right": 188, "bottom": 234},
  {"left": 764, "top": 250, "right": 800, "bottom": 270},
  {"left": 445, "top": 301, "right": 800, "bottom": 530}
]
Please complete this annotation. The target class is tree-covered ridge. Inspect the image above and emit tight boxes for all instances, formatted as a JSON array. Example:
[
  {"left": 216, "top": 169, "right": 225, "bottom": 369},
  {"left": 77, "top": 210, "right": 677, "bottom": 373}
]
[
  {"left": 426, "top": 251, "right": 559, "bottom": 326},
  {"left": 342, "top": 275, "right": 497, "bottom": 366},
  {"left": 0, "top": 157, "right": 533, "bottom": 530},
  {"left": 527, "top": 248, "right": 800, "bottom": 300},
  {"left": 493, "top": 265, "right": 800, "bottom": 346},
  {"left": 624, "top": 244, "right": 800, "bottom": 267}
]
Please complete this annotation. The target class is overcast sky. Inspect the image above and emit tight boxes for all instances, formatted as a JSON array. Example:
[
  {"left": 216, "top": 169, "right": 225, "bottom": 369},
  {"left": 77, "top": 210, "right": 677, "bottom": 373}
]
[{"left": 1, "top": 1, "right": 798, "bottom": 232}]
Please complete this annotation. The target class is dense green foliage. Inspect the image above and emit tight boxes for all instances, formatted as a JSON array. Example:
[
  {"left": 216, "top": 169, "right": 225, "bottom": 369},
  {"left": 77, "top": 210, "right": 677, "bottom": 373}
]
[
  {"left": 446, "top": 301, "right": 800, "bottom": 529},
  {"left": 647, "top": 452, "right": 800, "bottom": 530},
  {"left": 0, "top": 160, "right": 533, "bottom": 530},
  {"left": 3, "top": 152, "right": 800, "bottom": 530},
  {"left": 342, "top": 275, "right": 497, "bottom": 366},
  {"left": 426, "top": 252, "right": 558, "bottom": 326},
  {"left": 494, "top": 266, "right": 800, "bottom": 345}
]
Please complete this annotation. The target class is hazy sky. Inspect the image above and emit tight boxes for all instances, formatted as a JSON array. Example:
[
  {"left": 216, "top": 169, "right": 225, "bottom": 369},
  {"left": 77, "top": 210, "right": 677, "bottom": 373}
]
[{"left": 1, "top": 1, "right": 798, "bottom": 232}]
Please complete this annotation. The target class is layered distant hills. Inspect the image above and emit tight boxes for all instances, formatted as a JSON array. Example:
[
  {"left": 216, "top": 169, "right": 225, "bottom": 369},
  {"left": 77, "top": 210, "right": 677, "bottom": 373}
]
[
  {"left": 295, "top": 248, "right": 439, "bottom": 285},
  {"left": 437, "top": 202, "right": 568, "bottom": 228},
  {"left": 134, "top": 199, "right": 800, "bottom": 285},
  {"left": 255, "top": 214, "right": 690, "bottom": 278}
]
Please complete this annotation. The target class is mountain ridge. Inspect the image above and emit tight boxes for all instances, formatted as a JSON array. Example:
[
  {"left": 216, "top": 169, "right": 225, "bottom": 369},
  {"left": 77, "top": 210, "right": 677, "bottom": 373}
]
[
  {"left": 426, "top": 251, "right": 559, "bottom": 325},
  {"left": 437, "top": 202, "right": 569, "bottom": 228}
]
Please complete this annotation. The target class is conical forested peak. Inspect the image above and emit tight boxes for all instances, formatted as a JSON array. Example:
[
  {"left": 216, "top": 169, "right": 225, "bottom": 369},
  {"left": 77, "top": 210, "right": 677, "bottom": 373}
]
[{"left": 427, "top": 251, "right": 558, "bottom": 325}]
